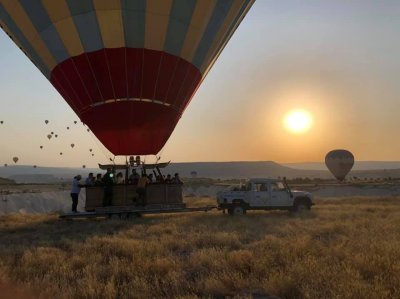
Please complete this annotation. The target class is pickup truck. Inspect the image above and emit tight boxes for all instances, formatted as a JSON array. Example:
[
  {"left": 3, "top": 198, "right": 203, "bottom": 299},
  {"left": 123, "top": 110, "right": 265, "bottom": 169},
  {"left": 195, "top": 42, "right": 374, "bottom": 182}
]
[{"left": 217, "top": 178, "right": 314, "bottom": 215}]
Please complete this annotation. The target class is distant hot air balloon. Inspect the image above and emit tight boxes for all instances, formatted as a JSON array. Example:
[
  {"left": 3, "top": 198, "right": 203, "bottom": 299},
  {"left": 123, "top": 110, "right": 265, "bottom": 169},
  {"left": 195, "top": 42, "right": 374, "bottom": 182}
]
[
  {"left": 47, "top": 134, "right": 52, "bottom": 140},
  {"left": 67, "top": 127, "right": 70, "bottom": 130},
  {"left": 91, "top": 154, "right": 94, "bottom": 157},
  {"left": 4, "top": 164, "right": 7, "bottom": 167},
  {"left": 0, "top": 121, "right": 3, "bottom": 124},
  {"left": 82, "top": 165, "right": 86, "bottom": 169},
  {"left": 0, "top": 1, "right": 254, "bottom": 156},
  {"left": 74, "top": 121, "right": 77, "bottom": 124},
  {"left": 12, "top": 157, "right": 18, "bottom": 163},
  {"left": 190, "top": 171, "right": 198, "bottom": 178},
  {"left": 86, "top": 129, "right": 90, "bottom": 133},
  {"left": 51, "top": 132, "right": 54, "bottom": 135},
  {"left": 60, "top": 152, "right": 63, "bottom": 155},
  {"left": 45, "top": 120, "right": 49, "bottom": 124},
  {"left": 325, "top": 150, "right": 355, "bottom": 181},
  {"left": 55, "top": 134, "right": 58, "bottom": 138},
  {"left": 40, "top": 145, "right": 43, "bottom": 149},
  {"left": 89, "top": 149, "right": 93, "bottom": 152},
  {"left": 70, "top": 144, "right": 75, "bottom": 148},
  {"left": 33, "top": 165, "right": 37, "bottom": 168}
]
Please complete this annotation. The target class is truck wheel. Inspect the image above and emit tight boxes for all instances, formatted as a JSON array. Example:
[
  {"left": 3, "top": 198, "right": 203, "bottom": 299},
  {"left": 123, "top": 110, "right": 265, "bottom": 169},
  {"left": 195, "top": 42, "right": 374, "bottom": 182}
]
[
  {"left": 294, "top": 202, "right": 310, "bottom": 212},
  {"left": 232, "top": 205, "right": 246, "bottom": 216}
]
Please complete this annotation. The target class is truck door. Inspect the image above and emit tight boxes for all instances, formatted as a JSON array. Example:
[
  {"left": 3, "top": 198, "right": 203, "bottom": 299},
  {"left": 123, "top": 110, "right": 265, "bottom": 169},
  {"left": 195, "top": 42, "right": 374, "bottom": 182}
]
[
  {"left": 269, "top": 182, "right": 291, "bottom": 206},
  {"left": 245, "top": 182, "right": 269, "bottom": 207}
]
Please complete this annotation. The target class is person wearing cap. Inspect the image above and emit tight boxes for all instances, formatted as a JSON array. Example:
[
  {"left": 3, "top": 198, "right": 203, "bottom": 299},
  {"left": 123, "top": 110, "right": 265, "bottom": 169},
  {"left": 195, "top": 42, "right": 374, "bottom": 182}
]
[{"left": 70, "top": 175, "right": 83, "bottom": 212}]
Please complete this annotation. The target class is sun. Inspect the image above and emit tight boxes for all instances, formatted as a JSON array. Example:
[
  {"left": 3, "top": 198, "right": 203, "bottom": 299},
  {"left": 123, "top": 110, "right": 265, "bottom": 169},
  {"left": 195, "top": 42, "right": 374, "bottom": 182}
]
[{"left": 283, "top": 109, "right": 313, "bottom": 134}]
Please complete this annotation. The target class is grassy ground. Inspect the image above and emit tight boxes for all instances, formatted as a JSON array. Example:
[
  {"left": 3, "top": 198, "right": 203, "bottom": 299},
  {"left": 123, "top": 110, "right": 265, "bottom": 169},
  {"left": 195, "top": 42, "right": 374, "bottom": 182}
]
[{"left": 0, "top": 197, "right": 399, "bottom": 298}]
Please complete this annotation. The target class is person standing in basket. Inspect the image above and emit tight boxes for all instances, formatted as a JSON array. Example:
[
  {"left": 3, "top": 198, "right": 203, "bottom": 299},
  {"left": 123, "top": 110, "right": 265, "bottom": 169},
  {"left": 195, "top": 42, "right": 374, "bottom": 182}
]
[{"left": 102, "top": 168, "right": 114, "bottom": 206}]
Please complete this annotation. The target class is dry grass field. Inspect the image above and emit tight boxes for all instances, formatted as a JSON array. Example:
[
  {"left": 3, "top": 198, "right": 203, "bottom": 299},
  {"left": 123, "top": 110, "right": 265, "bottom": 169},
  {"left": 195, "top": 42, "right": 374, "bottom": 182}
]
[{"left": 0, "top": 196, "right": 399, "bottom": 298}]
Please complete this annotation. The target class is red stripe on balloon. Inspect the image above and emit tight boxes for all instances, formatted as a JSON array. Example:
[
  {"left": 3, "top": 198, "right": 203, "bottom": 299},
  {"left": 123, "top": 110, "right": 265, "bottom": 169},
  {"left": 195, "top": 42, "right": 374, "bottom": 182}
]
[
  {"left": 50, "top": 48, "right": 201, "bottom": 155},
  {"left": 80, "top": 101, "right": 180, "bottom": 155}
]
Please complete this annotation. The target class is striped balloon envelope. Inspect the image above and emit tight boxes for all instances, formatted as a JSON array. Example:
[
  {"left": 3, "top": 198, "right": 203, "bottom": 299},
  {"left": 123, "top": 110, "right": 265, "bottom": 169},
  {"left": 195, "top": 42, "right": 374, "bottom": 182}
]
[{"left": 0, "top": 0, "right": 254, "bottom": 155}]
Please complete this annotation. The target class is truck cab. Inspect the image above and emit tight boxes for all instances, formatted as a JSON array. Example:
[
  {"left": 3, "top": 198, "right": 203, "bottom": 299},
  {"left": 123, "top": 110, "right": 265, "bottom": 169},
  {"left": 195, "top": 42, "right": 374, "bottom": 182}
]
[{"left": 217, "top": 178, "right": 313, "bottom": 215}]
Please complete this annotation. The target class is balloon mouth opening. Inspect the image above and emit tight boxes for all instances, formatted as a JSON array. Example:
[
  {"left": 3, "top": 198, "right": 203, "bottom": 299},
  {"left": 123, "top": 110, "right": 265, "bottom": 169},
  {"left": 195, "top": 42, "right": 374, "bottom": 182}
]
[{"left": 80, "top": 101, "right": 180, "bottom": 156}]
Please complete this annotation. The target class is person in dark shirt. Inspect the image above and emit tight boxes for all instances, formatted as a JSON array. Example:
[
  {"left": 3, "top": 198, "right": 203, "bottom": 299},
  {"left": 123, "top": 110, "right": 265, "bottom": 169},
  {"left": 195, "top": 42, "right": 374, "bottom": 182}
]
[
  {"left": 102, "top": 168, "right": 114, "bottom": 206},
  {"left": 128, "top": 169, "right": 140, "bottom": 185},
  {"left": 94, "top": 173, "right": 103, "bottom": 185}
]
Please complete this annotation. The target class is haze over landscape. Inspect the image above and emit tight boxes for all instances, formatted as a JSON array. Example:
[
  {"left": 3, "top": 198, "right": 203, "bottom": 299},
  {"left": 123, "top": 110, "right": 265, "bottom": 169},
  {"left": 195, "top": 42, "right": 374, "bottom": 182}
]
[{"left": 1, "top": 0, "right": 400, "bottom": 167}]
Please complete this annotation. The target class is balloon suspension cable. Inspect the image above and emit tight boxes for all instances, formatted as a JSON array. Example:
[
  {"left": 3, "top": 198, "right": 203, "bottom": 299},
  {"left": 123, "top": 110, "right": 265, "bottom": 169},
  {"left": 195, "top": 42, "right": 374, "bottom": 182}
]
[
  {"left": 155, "top": 147, "right": 165, "bottom": 164},
  {"left": 86, "top": 126, "right": 114, "bottom": 163}
]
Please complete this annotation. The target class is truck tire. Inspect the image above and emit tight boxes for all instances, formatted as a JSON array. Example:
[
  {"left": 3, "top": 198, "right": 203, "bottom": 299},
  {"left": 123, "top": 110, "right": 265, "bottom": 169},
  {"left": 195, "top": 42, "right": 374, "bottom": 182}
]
[
  {"left": 294, "top": 201, "right": 310, "bottom": 212},
  {"left": 230, "top": 205, "right": 246, "bottom": 216}
]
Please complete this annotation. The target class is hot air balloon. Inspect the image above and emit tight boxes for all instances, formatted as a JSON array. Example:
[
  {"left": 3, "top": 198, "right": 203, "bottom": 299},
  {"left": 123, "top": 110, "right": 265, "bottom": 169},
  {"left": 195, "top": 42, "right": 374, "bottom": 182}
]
[
  {"left": 55, "top": 134, "right": 58, "bottom": 138},
  {"left": 87, "top": 129, "right": 90, "bottom": 133},
  {"left": 0, "top": 121, "right": 3, "bottom": 124},
  {"left": 45, "top": 120, "right": 49, "bottom": 124},
  {"left": 82, "top": 165, "right": 86, "bottom": 169},
  {"left": 89, "top": 149, "right": 92, "bottom": 152},
  {"left": 325, "top": 150, "right": 355, "bottom": 181},
  {"left": 74, "top": 121, "right": 77, "bottom": 124},
  {"left": 4, "top": 163, "right": 7, "bottom": 167},
  {"left": 51, "top": 132, "right": 54, "bottom": 135},
  {"left": 67, "top": 127, "right": 70, "bottom": 130},
  {"left": 33, "top": 165, "right": 37, "bottom": 168},
  {"left": 40, "top": 145, "right": 43, "bottom": 149},
  {"left": 47, "top": 134, "right": 52, "bottom": 140},
  {"left": 12, "top": 157, "right": 18, "bottom": 163},
  {"left": 91, "top": 153, "right": 94, "bottom": 157},
  {"left": 70, "top": 143, "right": 75, "bottom": 148},
  {"left": 0, "top": 1, "right": 254, "bottom": 155},
  {"left": 60, "top": 152, "right": 63, "bottom": 155}
]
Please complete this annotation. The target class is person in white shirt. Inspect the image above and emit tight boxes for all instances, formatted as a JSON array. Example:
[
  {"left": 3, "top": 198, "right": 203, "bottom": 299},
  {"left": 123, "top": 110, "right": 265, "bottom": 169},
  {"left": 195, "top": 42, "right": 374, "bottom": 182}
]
[{"left": 70, "top": 175, "right": 83, "bottom": 213}]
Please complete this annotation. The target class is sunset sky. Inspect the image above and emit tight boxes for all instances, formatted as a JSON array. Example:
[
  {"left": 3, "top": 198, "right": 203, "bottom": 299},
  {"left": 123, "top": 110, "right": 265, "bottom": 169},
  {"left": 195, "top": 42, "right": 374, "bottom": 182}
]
[{"left": 1, "top": 0, "right": 400, "bottom": 167}]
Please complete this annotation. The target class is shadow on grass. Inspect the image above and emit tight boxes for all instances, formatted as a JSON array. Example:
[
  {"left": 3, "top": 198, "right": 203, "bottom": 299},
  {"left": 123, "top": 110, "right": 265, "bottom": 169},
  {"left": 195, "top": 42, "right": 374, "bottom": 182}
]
[{"left": 0, "top": 209, "right": 317, "bottom": 251}]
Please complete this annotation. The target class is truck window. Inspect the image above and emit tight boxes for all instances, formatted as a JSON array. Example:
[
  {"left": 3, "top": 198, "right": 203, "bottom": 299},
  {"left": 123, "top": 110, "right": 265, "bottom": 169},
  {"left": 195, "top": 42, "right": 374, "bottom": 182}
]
[
  {"left": 270, "top": 182, "right": 286, "bottom": 192},
  {"left": 254, "top": 183, "right": 268, "bottom": 192},
  {"left": 246, "top": 182, "right": 252, "bottom": 191}
]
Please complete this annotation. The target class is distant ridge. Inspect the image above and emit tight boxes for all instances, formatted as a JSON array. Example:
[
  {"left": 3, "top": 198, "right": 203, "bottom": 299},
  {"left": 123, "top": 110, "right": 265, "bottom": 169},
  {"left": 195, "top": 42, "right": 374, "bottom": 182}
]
[
  {"left": 284, "top": 161, "right": 400, "bottom": 171},
  {"left": 2, "top": 161, "right": 400, "bottom": 183}
]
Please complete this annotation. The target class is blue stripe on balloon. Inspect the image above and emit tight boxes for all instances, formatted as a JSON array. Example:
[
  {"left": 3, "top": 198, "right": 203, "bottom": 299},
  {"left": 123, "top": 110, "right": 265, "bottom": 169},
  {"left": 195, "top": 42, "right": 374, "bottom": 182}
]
[
  {"left": 202, "top": 0, "right": 251, "bottom": 70},
  {"left": 66, "top": 0, "right": 104, "bottom": 53},
  {"left": 192, "top": 0, "right": 234, "bottom": 69},
  {"left": 0, "top": 4, "right": 50, "bottom": 78},
  {"left": 19, "top": 0, "right": 70, "bottom": 63},
  {"left": 120, "top": 0, "right": 146, "bottom": 48},
  {"left": 164, "top": 0, "right": 197, "bottom": 57}
]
